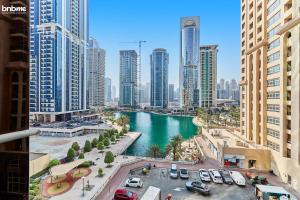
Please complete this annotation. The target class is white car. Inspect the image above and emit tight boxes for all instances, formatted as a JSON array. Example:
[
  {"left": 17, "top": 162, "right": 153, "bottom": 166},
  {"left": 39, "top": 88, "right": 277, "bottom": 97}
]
[
  {"left": 179, "top": 168, "right": 189, "bottom": 179},
  {"left": 199, "top": 169, "right": 211, "bottom": 182},
  {"left": 208, "top": 169, "right": 223, "bottom": 183},
  {"left": 125, "top": 177, "right": 143, "bottom": 188},
  {"left": 229, "top": 171, "right": 246, "bottom": 186},
  {"left": 170, "top": 164, "right": 178, "bottom": 178}
]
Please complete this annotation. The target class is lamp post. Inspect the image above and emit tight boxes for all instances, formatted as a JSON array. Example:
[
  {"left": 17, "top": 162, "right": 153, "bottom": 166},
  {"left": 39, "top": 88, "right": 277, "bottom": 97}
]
[{"left": 81, "top": 176, "right": 85, "bottom": 196}]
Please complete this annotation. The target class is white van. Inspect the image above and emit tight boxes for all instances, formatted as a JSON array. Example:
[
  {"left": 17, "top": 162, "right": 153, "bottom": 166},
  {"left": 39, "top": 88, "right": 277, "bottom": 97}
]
[
  {"left": 170, "top": 164, "right": 178, "bottom": 178},
  {"left": 141, "top": 186, "right": 161, "bottom": 200},
  {"left": 208, "top": 169, "right": 223, "bottom": 183}
]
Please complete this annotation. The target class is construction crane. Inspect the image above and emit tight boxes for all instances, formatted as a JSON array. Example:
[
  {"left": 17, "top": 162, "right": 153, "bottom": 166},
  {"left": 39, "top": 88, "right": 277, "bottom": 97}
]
[{"left": 120, "top": 40, "right": 147, "bottom": 106}]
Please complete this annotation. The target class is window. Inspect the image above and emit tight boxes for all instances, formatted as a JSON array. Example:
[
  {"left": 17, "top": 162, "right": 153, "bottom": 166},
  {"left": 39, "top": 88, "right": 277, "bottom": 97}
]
[
  {"left": 267, "top": 128, "right": 280, "bottom": 139},
  {"left": 267, "top": 104, "right": 280, "bottom": 112},
  {"left": 268, "top": 25, "right": 280, "bottom": 38},
  {"left": 267, "top": 116, "right": 280, "bottom": 125},
  {"left": 268, "top": 11, "right": 281, "bottom": 27},
  {"left": 268, "top": 51, "right": 280, "bottom": 63},
  {"left": 267, "top": 78, "right": 280, "bottom": 87},
  {"left": 267, "top": 91, "right": 280, "bottom": 99},
  {"left": 267, "top": 64, "right": 280, "bottom": 75},
  {"left": 267, "top": 0, "right": 281, "bottom": 15},
  {"left": 268, "top": 38, "right": 280, "bottom": 50},
  {"left": 267, "top": 140, "right": 280, "bottom": 151}
]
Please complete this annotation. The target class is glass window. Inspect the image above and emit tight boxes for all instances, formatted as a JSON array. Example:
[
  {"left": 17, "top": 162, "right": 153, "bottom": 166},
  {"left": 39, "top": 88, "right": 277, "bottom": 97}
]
[
  {"left": 267, "top": 78, "right": 280, "bottom": 87},
  {"left": 267, "top": 0, "right": 281, "bottom": 15},
  {"left": 268, "top": 51, "right": 280, "bottom": 63},
  {"left": 268, "top": 24, "right": 280, "bottom": 38},
  {"left": 267, "top": 104, "right": 280, "bottom": 112},
  {"left": 267, "top": 116, "right": 280, "bottom": 125},
  {"left": 267, "top": 128, "right": 280, "bottom": 139},
  {"left": 268, "top": 38, "right": 280, "bottom": 50},
  {"left": 267, "top": 64, "right": 280, "bottom": 75},
  {"left": 268, "top": 11, "right": 281, "bottom": 27}
]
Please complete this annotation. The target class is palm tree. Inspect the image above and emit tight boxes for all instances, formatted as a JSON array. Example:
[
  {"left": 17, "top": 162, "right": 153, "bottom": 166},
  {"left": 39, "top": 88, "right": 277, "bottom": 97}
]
[
  {"left": 148, "top": 144, "right": 161, "bottom": 158},
  {"left": 117, "top": 115, "right": 129, "bottom": 128},
  {"left": 166, "top": 135, "right": 183, "bottom": 161}
]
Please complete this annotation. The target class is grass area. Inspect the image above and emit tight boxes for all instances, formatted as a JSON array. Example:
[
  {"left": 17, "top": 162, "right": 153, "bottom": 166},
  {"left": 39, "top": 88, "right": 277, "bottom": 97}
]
[{"left": 47, "top": 182, "right": 71, "bottom": 195}]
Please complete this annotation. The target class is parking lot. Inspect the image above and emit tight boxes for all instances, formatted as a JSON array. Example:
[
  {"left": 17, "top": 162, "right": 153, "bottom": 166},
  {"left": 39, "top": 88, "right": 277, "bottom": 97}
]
[{"left": 117, "top": 167, "right": 256, "bottom": 200}]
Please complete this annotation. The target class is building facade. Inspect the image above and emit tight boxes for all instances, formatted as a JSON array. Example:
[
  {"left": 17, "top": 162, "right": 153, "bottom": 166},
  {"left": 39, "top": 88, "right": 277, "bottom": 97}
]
[
  {"left": 29, "top": 0, "right": 88, "bottom": 114},
  {"left": 150, "top": 48, "right": 169, "bottom": 108},
  {"left": 105, "top": 77, "right": 112, "bottom": 102},
  {"left": 199, "top": 45, "right": 218, "bottom": 107},
  {"left": 179, "top": 16, "right": 200, "bottom": 109},
  {"left": 169, "top": 84, "right": 175, "bottom": 102},
  {"left": 240, "top": 0, "right": 300, "bottom": 192},
  {"left": 87, "top": 38, "right": 105, "bottom": 107},
  {"left": 119, "top": 50, "right": 138, "bottom": 107}
]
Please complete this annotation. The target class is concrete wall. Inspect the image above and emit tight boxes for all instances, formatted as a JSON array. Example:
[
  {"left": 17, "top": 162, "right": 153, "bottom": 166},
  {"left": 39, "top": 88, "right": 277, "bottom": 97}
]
[{"left": 29, "top": 154, "right": 50, "bottom": 177}]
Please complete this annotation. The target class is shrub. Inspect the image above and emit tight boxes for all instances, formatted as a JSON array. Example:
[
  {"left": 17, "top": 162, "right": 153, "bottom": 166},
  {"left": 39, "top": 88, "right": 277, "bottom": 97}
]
[
  {"left": 98, "top": 134, "right": 104, "bottom": 142},
  {"left": 48, "top": 159, "right": 60, "bottom": 168},
  {"left": 104, "top": 151, "right": 114, "bottom": 167},
  {"left": 78, "top": 152, "right": 85, "bottom": 159},
  {"left": 67, "top": 148, "right": 75, "bottom": 161},
  {"left": 103, "top": 137, "right": 110, "bottom": 147},
  {"left": 114, "top": 128, "right": 118, "bottom": 133},
  {"left": 110, "top": 135, "right": 116, "bottom": 143},
  {"left": 84, "top": 140, "right": 92, "bottom": 153},
  {"left": 115, "top": 133, "right": 120, "bottom": 140},
  {"left": 119, "top": 131, "right": 124, "bottom": 137},
  {"left": 92, "top": 138, "right": 98, "bottom": 148},
  {"left": 97, "top": 142, "right": 104, "bottom": 151},
  {"left": 121, "top": 127, "right": 128, "bottom": 134},
  {"left": 78, "top": 161, "right": 92, "bottom": 168},
  {"left": 104, "top": 131, "right": 110, "bottom": 138},
  {"left": 98, "top": 168, "right": 104, "bottom": 177},
  {"left": 71, "top": 142, "right": 80, "bottom": 151}
]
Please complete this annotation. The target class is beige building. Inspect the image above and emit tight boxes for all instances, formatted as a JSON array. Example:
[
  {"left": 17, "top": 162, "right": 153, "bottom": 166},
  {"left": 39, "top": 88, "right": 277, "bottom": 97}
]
[{"left": 240, "top": 0, "right": 300, "bottom": 192}]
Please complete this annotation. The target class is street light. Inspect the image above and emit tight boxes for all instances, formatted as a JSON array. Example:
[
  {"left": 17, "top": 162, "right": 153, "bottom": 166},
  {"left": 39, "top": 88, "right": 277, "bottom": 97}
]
[{"left": 81, "top": 176, "right": 85, "bottom": 196}]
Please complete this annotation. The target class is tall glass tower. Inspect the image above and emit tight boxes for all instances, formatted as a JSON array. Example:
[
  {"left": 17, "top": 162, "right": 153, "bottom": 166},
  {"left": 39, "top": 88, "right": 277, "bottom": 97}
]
[
  {"left": 119, "top": 50, "right": 138, "bottom": 107},
  {"left": 179, "top": 16, "right": 200, "bottom": 109},
  {"left": 29, "top": 0, "right": 88, "bottom": 115},
  {"left": 150, "top": 48, "right": 169, "bottom": 108}
]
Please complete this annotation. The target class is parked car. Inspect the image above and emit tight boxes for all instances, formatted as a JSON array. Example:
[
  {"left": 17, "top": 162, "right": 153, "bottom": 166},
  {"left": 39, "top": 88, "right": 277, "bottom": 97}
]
[
  {"left": 170, "top": 164, "right": 178, "bottom": 178},
  {"left": 208, "top": 169, "right": 223, "bottom": 183},
  {"left": 230, "top": 171, "right": 246, "bottom": 186},
  {"left": 219, "top": 169, "right": 234, "bottom": 184},
  {"left": 199, "top": 169, "right": 211, "bottom": 182},
  {"left": 179, "top": 168, "right": 189, "bottom": 179},
  {"left": 113, "top": 189, "right": 138, "bottom": 200},
  {"left": 125, "top": 177, "right": 143, "bottom": 188},
  {"left": 185, "top": 181, "right": 210, "bottom": 195}
]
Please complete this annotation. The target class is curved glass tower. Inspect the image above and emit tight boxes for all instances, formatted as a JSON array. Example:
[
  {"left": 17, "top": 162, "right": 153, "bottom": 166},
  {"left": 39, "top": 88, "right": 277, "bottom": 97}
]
[{"left": 179, "top": 16, "right": 200, "bottom": 109}]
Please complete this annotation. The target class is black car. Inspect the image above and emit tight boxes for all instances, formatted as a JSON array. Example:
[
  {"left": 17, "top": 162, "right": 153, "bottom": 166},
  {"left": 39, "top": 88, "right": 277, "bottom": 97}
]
[
  {"left": 185, "top": 181, "right": 210, "bottom": 195},
  {"left": 219, "top": 169, "right": 234, "bottom": 185}
]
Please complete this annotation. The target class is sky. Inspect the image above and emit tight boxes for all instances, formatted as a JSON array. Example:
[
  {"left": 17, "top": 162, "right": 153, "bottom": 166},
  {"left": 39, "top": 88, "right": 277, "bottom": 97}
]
[{"left": 89, "top": 0, "right": 241, "bottom": 94}]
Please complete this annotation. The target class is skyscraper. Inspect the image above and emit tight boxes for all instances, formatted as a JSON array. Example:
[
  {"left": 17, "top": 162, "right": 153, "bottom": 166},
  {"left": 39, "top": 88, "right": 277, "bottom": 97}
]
[
  {"left": 199, "top": 45, "right": 218, "bottom": 107},
  {"left": 169, "top": 84, "right": 175, "bottom": 102},
  {"left": 0, "top": 0, "right": 38, "bottom": 198},
  {"left": 179, "top": 16, "right": 200, "bottom": 109},
  {"left": 119, "top": 50, "right": 138, "bottom": 107},
  {"left": 241, "top": 0, "right": 300, "bottom": 192},
  {"left": 105, "top": 77, "right": 112, "bottom": 102},
  {"left": 112, "top": 85, "right": 116, "bottom": 102},
  {"left": 150, "top": 48, "right": 169, "bottom": 108},
  {"left": 87, "top": 38, "right": 105, "bottom": 107},
  {"left": 30, "top": 0, "right": 88, "bottom": 119}
]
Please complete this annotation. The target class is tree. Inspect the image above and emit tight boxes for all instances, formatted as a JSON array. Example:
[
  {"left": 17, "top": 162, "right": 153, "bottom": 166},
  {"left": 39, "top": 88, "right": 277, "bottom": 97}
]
[
  {"left": 98, "top": 134, "right": 104, "bottom": 142},
  {"left": 114, "top": 129, "right": 118, "bottom": 133},
  {"left": 104, "top": 131, "right": 110, "bottom": 138},
  {"left": 78, "top": 152, "right": 85, "bottom": 159},
  {"left": 98, "top": 168, "right": 104, "bottom": 177},
  {"left": 84, "top": 140, "right": 92, "bottom": 153},
  {"left": 148, "top": 144, "right": 160, "bottom": 158},
  {"left": 92, "top": 138, "right": 98, "bottom": 148},
  {"left": 48, "top": 159, "right": 60, "bottom": 168},
  {"left": 115, "top": 133, "right": 120, "bottom": 140},
  {"left": 117, "top": 115, "right": 129, "bottom": 127},
  {"left": 166, "top": 135, "right": 183, "bottom": 161},
  {"left": 71, "top": 142, "right": 80, "bottom": 151},
  {"left": 67, "top": 148, "right": 75, "bottom": 161},
  {"left": 110, "top": 135, "right": 116, "bottom": 143},
  {"left": 104, "top": 151, "right": 114, "bottom": 167},
  {"left": 97, "top": 142, "right": 104, "bottom": 152},
  {"left": 121, "top": 127, "right": 128, "bottom": 134},
  {"left": 103, "top": 138, "right": 110, "bottom": 147}
]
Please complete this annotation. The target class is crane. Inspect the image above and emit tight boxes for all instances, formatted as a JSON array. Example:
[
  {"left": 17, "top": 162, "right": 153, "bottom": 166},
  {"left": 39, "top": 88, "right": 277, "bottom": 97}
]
[{"left": 120, "top": 40, "right": 147, "bottom": 106}]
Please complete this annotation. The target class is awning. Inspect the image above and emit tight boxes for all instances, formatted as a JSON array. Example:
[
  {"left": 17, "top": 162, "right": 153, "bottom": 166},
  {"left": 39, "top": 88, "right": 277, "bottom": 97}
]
[
  {"left": 256, "top": 184, "right": 290, "bottom": 195},
  {"left": 49, "top": 159, "right": 88, "bottom": 176}
]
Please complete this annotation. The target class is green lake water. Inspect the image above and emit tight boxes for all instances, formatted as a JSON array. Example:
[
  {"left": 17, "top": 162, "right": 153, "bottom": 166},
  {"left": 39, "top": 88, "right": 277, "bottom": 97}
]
[{"left": 118, "top": 112, "right": 198, "bottom": 156}]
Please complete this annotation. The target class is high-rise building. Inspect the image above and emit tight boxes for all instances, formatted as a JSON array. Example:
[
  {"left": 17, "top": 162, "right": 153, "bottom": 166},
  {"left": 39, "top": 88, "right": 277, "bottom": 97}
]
[
  {"left": 87, "top": 38, "right": 105, "bottom": 107},
  {"left": 220, "top": 78, "right": 225, "bottom": 90},
  {"left": 225, "top": 81, "right": 230, "bottom": 99},
  {"left": 105, "top": 77, "right": 112, "bottom": 102},
  {"left": 0, "top": 1, "right": 38, "bottom": 198},
  {"left": 179, "top": 16, "right": 200, "bottom": 109},
  {"left": 112, "top": 85, "right": 116, "bottom": 102},
  {"left": 240, "top": 0, "right": 300, "bottom": 192},
  {"left": 119, "top": 50, "right": 138, "bottom": 107},
  {"left": 150, "top": 48, "right": 169, "bottom": 108},
  {"left": 30, "top": 0, "right": 88, "bottom": 119},
  {"left": 199, "top": 45, "right": 218, "bottom": 107},
  {"left": 169, "top": 84, "right": 175, "bottom": 102},
  {"left": 145, "top": 82, "right": 150, "bottom": 103}
]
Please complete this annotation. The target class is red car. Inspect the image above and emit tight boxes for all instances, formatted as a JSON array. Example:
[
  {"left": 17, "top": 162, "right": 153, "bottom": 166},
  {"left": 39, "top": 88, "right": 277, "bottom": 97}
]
[{"left": 113, "top": 189, "right": 138, "bottom": 200}]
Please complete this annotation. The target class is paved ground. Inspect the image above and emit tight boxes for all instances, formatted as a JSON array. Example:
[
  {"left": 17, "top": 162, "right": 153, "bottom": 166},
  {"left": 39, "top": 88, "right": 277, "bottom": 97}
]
[{"left": 116, "top": 167, "right": 256, "bottom": 200}]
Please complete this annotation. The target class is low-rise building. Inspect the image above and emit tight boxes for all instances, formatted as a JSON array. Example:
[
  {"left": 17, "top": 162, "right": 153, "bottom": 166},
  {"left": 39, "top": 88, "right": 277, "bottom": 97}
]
[{"left": 29, "top": 152, "right": 50, "bottom": 177}]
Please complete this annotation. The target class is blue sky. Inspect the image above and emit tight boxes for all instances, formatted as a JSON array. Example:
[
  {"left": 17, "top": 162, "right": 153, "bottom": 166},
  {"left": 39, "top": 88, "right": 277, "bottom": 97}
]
[{"left": 89, "top": 0, "right": 241, "bottom": 93}]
